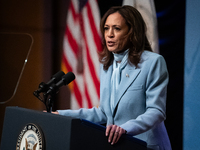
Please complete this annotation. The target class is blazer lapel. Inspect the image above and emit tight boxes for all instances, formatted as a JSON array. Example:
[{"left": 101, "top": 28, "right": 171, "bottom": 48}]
[
  {"left": 113, "top": 64, "right": 141, "bottom": 111},
  {"left": 100, "top": 64, "right": 114, "bottom": 124}
]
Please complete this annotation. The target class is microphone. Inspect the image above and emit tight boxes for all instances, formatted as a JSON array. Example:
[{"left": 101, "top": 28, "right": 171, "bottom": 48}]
[
  {"left": 45, "top": 72, "right": 75, "bottom": 96},
  {"left": 34, "top": 71, "right": 65, "bottom": 94}
]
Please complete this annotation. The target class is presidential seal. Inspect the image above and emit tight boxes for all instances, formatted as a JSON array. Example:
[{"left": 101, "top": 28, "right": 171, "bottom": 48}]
[{"left": 16, "top": 123, "right": 44, "bottom": 150}]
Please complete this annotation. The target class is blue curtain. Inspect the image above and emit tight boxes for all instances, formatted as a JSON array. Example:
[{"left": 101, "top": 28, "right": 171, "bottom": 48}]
[{"left": 184, "top": 0, "right": 200, "bottom": 149}]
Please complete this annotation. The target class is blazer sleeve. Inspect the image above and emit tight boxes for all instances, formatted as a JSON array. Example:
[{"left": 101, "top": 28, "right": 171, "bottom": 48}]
[
  {"left": 57, "top": 106, "right": 107, "bottom": 124},
  {"left": 120, "top": 55, "right": 169, "bottom": 135}
]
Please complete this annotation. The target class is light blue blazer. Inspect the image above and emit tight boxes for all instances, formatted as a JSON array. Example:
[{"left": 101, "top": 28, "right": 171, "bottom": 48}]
[{"left": 58, "top": 51, "right": 172, "bottom": 150}]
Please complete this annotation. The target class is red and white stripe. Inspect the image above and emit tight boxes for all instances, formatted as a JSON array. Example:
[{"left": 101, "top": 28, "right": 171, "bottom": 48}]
[{"left": 62, "top": 0, "right": 102, "bottom": 109}]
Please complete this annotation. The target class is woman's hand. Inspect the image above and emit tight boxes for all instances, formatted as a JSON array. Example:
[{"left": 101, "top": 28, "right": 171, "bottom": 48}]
[
  {"left": 51, "top": 111, "right": 59, "bottom": 114},
  {"left": 43, "top": 110, "right": 59, "bottom": 114},
  {"left": 106, "top": 124, "right": 126, "bottom": 145}
]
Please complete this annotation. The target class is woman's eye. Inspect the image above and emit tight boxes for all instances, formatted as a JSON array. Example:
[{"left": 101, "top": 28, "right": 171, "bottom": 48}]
[
  {"left": 115, "top": 27, "right": 120, "bottom": 31},
  {"left": 104, "top": 27, "right": 109, "bottom": 30}
]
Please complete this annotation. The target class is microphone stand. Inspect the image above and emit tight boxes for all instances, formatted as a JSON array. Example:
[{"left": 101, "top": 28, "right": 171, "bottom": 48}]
[
  {"left": 44, "top": 93, "right": 55, "bottom": 113},
  {"left": 43, "top": 84, "right": 58, "bottom": 113},
  {"left": 33, "top": 84, "right": 58, "bottom": 113}
]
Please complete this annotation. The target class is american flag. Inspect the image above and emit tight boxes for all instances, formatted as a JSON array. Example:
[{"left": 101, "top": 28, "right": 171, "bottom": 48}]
[{"left": 61, "top": 0, "right": 102, "bottom": 109}]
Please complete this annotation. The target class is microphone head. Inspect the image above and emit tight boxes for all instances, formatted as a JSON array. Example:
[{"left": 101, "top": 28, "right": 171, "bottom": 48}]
[
  {"left": 62, "top": 72, "right": 75, "bottom": 85},
  {"left": 51, "top": 71, "right": 65, "bottom": 82}
]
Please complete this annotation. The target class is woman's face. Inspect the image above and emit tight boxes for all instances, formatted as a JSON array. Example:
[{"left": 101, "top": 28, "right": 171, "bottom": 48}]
[{"left": 104, "top": 12, "right": 129, "bottom": 53}]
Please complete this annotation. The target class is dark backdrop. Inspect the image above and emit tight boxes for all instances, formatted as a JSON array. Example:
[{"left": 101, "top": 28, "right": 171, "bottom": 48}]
[{"left": 154, "top": 1, "right": 185, "bottom": 150}]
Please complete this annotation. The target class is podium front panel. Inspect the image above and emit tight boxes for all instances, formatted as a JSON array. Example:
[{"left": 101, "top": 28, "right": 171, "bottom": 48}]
[{"left": 0, "top": 107, "right": 147, "bottom": 150}]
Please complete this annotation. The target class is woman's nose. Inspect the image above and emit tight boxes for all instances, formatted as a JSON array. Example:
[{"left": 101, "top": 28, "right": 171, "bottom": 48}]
[{"left": 108, "top": 29, "right": 114, "bottom": 37}]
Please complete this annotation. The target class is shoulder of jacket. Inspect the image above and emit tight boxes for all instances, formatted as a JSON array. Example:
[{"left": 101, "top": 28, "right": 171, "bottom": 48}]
[{"left": 141, "top": 50, "right": 164, "bottom": 61}]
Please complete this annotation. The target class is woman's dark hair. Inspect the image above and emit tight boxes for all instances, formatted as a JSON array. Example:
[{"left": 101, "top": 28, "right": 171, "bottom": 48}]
[{"left": 99, "top": 5, "right": 152, "bottom": 70}]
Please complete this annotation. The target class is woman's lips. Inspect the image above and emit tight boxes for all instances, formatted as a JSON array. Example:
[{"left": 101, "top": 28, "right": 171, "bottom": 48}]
[{"left": 107, "top": 41, "right": 115, "bottom": 46}]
